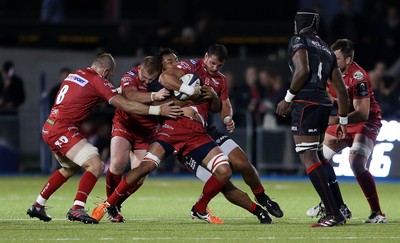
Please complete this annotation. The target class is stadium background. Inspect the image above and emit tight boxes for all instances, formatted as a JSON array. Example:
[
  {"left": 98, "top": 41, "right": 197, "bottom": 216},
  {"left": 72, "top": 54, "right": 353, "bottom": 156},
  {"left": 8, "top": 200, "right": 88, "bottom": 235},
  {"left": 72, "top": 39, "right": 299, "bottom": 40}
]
[{"left": 0, "top": 0, "right": 399, "bottom": 178}]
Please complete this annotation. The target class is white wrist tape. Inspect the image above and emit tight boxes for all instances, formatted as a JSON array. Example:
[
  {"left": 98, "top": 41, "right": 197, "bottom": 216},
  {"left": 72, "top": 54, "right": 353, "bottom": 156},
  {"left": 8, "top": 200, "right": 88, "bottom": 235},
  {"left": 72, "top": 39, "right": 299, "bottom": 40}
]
[
  {"left": 179, "top": 83, "right": 195, "bottom": 96},
  {"left": 151, "top": 92, "right": 155, "bottom": 101},
  {"left": 339, "top": 116, "right": 348, "bottom": 125},
  {"left": 284, "top": 90, "right": 296, "bottom": 103},
  {"left": 148, "top": 106, "right": 161, "bottom": 115},
  {"left": 223, "top": 116, "right": 232, "bottom": 124}
]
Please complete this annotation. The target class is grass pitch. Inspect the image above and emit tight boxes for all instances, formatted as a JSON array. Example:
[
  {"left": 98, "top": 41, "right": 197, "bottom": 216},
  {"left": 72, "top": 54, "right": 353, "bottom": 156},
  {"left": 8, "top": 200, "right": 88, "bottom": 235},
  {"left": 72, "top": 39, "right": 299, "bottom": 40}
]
[{"left": 0, "top": 175, "right": 399, "bottom": 242}]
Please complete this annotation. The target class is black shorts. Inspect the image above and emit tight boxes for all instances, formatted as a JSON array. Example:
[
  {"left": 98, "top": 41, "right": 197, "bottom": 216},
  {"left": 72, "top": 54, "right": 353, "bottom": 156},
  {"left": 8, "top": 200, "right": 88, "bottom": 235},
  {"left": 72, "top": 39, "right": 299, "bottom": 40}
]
[
  {"left": 290, "top": 101, "right": 331, "bottom": 136},
  {"left": 206, "top": 125, "right": 229, "bottom": 146}
]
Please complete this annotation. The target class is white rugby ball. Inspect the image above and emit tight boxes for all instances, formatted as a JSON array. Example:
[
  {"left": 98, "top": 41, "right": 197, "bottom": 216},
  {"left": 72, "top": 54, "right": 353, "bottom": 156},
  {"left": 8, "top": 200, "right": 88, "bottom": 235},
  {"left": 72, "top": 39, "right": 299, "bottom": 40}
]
[{"left": 174, "top": 73, "right": 201, "bottom": 101}]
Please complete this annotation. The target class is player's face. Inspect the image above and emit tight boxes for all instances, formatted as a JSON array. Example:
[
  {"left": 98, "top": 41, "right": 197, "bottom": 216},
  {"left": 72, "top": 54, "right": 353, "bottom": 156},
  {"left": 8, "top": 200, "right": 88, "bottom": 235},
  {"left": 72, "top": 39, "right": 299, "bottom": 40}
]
[
  {"left": 139, "top": 68, "right": 157, "bottom": 87},
  {"left": 204, "top": 53, "right": 224, "bottom": 75},
  {"left": 162, "top": 53, "right": 178, "bottom": 71},
  {"left": 334, "top": 50, "right": 347, "bottom": 72}
]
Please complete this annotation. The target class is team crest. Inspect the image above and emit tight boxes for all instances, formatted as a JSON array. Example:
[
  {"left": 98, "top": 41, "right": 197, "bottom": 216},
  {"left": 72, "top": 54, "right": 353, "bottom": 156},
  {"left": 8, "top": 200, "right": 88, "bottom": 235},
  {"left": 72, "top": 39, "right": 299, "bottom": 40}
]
[{"left": 353, "top": 71, "right": 364, "bottom": 80}]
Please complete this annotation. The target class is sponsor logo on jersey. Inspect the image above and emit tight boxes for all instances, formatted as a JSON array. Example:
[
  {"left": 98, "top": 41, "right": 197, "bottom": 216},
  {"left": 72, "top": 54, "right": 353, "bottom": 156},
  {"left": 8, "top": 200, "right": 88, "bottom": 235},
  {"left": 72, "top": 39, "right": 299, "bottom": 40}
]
[
  {"left": 310, "top": 40, "right": 331, "bottom": 55},
  {"left": 65, "top": 74, "right": 89, "bottom": 87},
  {"left": 356, "top": 81, "right": 369, "bottom": 96},
  {"left": 177, "top": 61, "right": 191, "bottom": 70},
  {"left": 103, "top": 81, "right": 114, "bottom": 89},
  {"left": 308, "top": 128, "right": 318, "bottom": 132},
  {"left": 211, "top": 78, "right": 219, "bottom": 86},
  {"left": 127, "top": 70, "right": 137, "bottom": 77},
  {"left": 291, "top": 126, "right": 298, "bottom": 131},
  {"left": 121, "top": 76, "right": 132, "bottom": 83},
  {"left": 50, "top": 108, "right": 59, "bottom": 115},
  {"left": 189, "top": 59, "right": 198, "bottom": 65},
  {"left": 353, "top": 71, "right": 364, "bottom": 80},
  {"left": 162, "top": 124, "right": 174, "bottom": 130}
]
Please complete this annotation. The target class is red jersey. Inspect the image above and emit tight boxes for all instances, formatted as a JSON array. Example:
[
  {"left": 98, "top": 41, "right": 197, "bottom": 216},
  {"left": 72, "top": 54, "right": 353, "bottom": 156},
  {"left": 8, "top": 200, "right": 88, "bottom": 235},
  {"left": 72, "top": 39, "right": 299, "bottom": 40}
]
[
  {"left": 175, "top": 59, "right": 228, "bottom": 122},
  {"left": 112, "top": 67, "right": 158, "bottom": 138},
  {"left": 48, "top": 67, "right": 118, "bottom": 126},
  {"left": 328, "top": 62, "right": 382, "bottom": 124}
]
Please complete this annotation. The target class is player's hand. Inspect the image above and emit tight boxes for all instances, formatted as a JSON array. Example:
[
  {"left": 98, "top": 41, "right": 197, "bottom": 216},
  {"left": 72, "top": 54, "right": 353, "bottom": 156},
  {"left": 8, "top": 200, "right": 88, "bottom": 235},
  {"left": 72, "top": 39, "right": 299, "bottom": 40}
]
[
  {"left": 159, "top": 101, "right": 183, "bottom": 118},
  {"left": 224, "top": 116, "right": 235, "bottom": 133},
  {"left": 116, "top": 86, "right": 122, "bottom": 94},
  {"left": 201, "top": 86, "right": 218, "bottom": 100},
  {"left": 276, "top": 99, "right": 290, "bottom": 117},
  {"left": 153, "top": 88, "right": 170, "bottom": 101},
  {"left": 189, "top": 85, "right": 203, "bottom": 103},
  {"left": 335, "top": 124, "right": 347, "bottom": 141}
]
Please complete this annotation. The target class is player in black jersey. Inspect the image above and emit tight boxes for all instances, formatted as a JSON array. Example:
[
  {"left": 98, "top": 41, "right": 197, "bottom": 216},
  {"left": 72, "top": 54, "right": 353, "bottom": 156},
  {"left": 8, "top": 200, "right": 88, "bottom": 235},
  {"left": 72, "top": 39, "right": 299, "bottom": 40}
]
[{"left": 276, "top": 9, "right": 350, "bottom": 227}]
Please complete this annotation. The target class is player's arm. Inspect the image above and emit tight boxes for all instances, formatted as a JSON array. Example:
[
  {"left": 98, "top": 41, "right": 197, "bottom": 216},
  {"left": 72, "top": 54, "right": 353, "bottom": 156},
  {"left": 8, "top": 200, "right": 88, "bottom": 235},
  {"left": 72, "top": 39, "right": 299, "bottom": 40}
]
[
  {"left": 124, "top": 86, "right": 170, "bottom": 104},
  {"left": 109, "top": 94, "right": 182, "bottom": 118},
  {"left": 201, "top": 85, "right": 221, "bottom": 112},
  {"left": 349, "top": 97, "right": 370, "bottom": 123},
  {"left": 329, "top": 67, "right": 349, "bottom": 138},
  {"left": 289, "top": 49, "right": 310, "bottom": 92},
  {"left": 276, "top": 48, "right": 309, "bottom": 116},
  {"left": 221, "top": 98, "right": 235, "bottom": 133},
  {"left": 159, "top": 67, "right": 201, "bottom": 99}
]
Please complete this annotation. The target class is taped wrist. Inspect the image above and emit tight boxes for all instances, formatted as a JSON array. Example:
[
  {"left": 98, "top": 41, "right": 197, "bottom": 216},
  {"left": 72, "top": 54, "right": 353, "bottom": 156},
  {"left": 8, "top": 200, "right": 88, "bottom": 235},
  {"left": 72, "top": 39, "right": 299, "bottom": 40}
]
[{"left": 148, "top": 105, "right": 161, "bottom": 115}]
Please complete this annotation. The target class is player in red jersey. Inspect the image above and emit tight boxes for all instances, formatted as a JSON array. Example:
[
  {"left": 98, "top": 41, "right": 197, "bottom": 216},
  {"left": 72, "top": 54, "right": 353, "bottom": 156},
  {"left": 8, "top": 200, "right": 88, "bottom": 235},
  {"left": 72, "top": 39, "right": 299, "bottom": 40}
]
[
  {"left": 27, "top": 53, "right": 182, "bottom": 224},
  {"left": 308, "top": 39, "right": 387, "bottom": 223},
  {"left": 92, "top": 45, "right": 236, "bottom": 224},
  {"left": 162, "top": 46, "right": 283, "bottom": 221},
  {"left": 105, "top": 56, "right": 170, "bottom": 222},
  {"left": 102, "top": 48, "right": 275, "bottom": 224}
]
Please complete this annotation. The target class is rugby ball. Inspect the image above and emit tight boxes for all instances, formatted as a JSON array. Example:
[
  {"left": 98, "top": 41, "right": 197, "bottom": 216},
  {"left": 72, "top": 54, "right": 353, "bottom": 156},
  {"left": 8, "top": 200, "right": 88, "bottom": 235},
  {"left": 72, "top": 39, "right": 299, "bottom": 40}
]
[{"left": 174, "top": 73, "right": 201, "bottom": 101}]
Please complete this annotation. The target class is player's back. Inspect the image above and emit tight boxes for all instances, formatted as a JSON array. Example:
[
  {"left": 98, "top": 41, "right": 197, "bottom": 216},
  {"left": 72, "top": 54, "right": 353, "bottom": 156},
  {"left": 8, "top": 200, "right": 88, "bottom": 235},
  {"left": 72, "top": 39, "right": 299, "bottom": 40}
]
[
  {"left": 288, "top": 33, "right": 334, "bottom": 105},
  {"left": 49, "top": 67, "right": 116, "bottom": 126}
]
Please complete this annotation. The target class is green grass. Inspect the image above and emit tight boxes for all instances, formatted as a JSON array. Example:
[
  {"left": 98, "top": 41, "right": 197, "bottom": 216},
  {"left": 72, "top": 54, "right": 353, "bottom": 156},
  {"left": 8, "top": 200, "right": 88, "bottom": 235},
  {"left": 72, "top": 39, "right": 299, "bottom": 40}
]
[{"left": 0, "top": 175, "right": 399, "bottom": 242}]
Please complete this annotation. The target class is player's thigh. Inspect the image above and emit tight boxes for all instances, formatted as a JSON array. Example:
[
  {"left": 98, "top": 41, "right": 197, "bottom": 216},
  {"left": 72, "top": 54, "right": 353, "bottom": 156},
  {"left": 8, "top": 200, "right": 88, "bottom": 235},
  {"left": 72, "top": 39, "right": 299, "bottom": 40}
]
[
  {"left": 110, "top": 136, "right": 132, "bottom": 171},
  {"left": 324, "top": 132, "right": 348, "bottom": 152},
  {"left": 130, "top": 149, "right": 146, "bottom": 169}
]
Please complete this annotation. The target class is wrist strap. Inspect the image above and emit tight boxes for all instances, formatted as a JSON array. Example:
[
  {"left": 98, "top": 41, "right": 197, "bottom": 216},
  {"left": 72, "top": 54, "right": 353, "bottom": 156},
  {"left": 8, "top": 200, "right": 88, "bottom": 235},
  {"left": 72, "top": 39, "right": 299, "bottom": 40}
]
[
  {"left": 284, "top": 89, "right": 296, "bottom": 103},
  {"left": 339, "top": 116, "right": 348, "bottom": 125},
  {"left": 151, "top": 92, "right": 155, "bottom": 101},
  {"left": 223, "top": 116, "right": 232, "bottom": 124}
]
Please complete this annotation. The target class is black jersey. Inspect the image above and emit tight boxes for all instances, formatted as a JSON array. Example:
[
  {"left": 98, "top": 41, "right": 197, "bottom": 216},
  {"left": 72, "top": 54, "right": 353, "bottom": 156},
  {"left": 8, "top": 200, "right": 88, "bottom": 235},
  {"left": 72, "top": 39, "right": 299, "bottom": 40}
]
[{"left": 288, "top": 33, "right": 336, "bottom": 106}]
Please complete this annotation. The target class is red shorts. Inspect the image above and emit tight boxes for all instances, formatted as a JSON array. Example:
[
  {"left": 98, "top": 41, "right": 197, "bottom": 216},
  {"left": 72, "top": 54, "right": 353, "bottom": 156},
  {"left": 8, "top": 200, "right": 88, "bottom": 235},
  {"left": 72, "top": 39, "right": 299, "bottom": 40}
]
[
  {"left": 155, "top": 117, "right": 215, "bottom": 156},
  {"left": 111, "top": 121, "right": 155, "bottom": 150},
  {"left": 42, "top": 120, "right": 85, "bottom": 156},
  {"left": 326, "top": 120, "right": 382, "bottom": 146}
]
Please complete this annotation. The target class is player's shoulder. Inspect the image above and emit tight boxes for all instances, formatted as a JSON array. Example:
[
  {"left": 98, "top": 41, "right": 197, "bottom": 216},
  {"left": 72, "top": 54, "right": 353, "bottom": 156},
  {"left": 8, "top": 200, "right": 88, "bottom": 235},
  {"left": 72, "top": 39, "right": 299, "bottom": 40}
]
[
  {"left": 349, "top": 62, "right": 369, "bottom": 81},
  {"left": 290, "top": 35, "right": 307, "bottom": 46}
]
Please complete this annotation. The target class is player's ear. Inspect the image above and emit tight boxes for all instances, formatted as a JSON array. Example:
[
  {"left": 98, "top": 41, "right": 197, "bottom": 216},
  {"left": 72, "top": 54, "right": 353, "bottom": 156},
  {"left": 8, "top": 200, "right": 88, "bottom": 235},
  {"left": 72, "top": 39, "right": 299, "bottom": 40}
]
[
  {"left": 345, "top": 57, "right": 351, "bottom": 65},
  {"left": 102, "top": 69, "right": 108, "bottom": 78}
]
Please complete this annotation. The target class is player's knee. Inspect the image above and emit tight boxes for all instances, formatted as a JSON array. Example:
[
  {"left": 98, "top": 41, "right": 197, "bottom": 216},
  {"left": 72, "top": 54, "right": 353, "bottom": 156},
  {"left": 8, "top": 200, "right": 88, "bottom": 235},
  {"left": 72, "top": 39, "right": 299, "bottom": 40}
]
[
  {"left": 137, "top": 161, "right": 157, "bottom": 175},
  {"left": 109, "top": 160, "right": 127, "bottom": 174},
  {"left": 206, "top": 153, "right": 230, "bottom": 173},
  {"left": 229, "top": 156, "right": 251, "bottom": 173},
  {"left": 350, "top": 142, "right": 372, "bottom": 159},
  {"left": 349, "top": 158, "right": 368, "bottom": 175}
]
